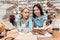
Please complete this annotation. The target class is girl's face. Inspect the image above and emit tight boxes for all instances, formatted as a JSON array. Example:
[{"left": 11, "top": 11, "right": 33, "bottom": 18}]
[
  {"left": 21, "top": 9, "right": 30, "bottom": 19},
  {"left": 34, "top": 6, "right": 41, "bottom": 17}
]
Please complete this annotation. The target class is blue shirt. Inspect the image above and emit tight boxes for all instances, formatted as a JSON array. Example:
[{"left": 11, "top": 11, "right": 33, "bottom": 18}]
[
  {"left": 16, "top": 17, "right": 32, "bottom": 32},
  {"left": 33, "top": 15, "right": 46, "bottom": 27}
]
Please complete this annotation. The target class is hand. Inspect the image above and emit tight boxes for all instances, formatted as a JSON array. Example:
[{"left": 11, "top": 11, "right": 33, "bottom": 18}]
[
  {"left": 38, "top": 29, "right": 46, "bottom": 35},
  {"left": 22, "top": 30, "right": 29, "bottom": 34}
]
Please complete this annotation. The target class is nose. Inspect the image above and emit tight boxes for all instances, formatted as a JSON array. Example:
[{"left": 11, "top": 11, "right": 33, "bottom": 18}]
[
  {"left": 26, "top": 13, "right": 29, "bottom": 16},
  {"left": 35, "top": 10, "right": 39, "bottom": 14}
]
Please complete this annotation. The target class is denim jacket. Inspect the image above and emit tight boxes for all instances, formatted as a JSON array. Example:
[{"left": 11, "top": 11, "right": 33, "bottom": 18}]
[
  {"left": 33, "top": 15, "right": 46, "bottom": 27},
  {"left": 17, "top": 16, "right": 32, "bottom": 32}
]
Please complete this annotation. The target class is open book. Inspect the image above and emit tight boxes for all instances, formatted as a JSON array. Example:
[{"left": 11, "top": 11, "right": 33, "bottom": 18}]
[{"left": 33, "top": 27, "right": 48, "bottom": 31}]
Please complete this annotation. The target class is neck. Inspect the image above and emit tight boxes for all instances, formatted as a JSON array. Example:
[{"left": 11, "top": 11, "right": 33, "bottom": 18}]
[
  {"left": 22, "top": 18, "right": 26, "bottom": 20},
  {"left": 22, "top": 18, "right": 26, "bottom": 24},
  {"left": 37, "top": 15, "right": 41, "bottom": 20}
]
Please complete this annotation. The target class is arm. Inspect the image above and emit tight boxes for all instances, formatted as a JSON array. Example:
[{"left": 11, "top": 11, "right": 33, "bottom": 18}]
[
  {"left": 45, "top": 24, "right": 52, "bottom": 30},
  {"left": 16, "top": 17, "right": 23, "bottom": 32},
  {"left": 16, "top": 22, "right": 23, "bottom": 32},
  {"left": 43, "top": 21, "right": 47, "bottom": 29},
  {"left": 25, "top": 17, "right": 33, "bottom": 32}
]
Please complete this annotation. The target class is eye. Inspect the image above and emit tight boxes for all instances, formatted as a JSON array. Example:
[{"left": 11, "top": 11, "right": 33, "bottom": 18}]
[
  {"left": 36, "top": 9, "right": 39, "bottom": 11},
  {"left": 24, "top": 12, "right": 29, "bottom": 14},
  {"left": 25, "top": 12, "right": 27, "bottom": 14}
]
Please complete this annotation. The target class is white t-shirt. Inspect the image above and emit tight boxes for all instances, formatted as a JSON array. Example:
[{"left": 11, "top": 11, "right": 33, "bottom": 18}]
[{"left": 21, "top": 23, "right": 26, "bottom": 28}]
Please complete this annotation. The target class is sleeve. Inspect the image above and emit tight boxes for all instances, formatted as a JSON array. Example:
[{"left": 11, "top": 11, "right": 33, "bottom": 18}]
[
  {"left": 15, "top": 15, "right": 20, "bottom": 22},
  {"left": 25, "top": 17, "right": 33, "bottom": 32},
  {"left": 16, "top": 17, "right": 23, "bottom": 32},
  {"left": 16, "top": 17, "right": 21, "bottom": 26},
  {"left": 42, "top": 15, "right": 47, "bottom": 23},
  {"left": 32, "top": 17, "right": 34, "bottom": 22},
  {"left": 43, "top": 16, "right": 47, "bottom": 20}
]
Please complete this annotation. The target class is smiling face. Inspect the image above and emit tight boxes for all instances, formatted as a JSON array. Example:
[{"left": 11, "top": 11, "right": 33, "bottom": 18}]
[
  {"left": 21, "top": 8, "right": 30, "bottom": 19},
  {"left": 33, "top": 6, "right": 41, "bottom": 17},
  {"left": 33, "top": 4, "right": 44, "bottom": 18},
  {"left": 0, "top": 23, "right": 5, "bottom": 33}
]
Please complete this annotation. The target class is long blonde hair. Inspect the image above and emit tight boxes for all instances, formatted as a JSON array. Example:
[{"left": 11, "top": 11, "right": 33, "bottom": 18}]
[{"left": 20, "top": 7, "right": 30, "bottom": 18}]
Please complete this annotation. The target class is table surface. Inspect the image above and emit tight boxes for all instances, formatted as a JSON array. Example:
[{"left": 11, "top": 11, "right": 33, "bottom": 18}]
[
  {"left": 38, "top": 30, "right": 60, "bottom": 40},
  {"left": 0, "top": 29, "right": 60, "bottom": 40}
]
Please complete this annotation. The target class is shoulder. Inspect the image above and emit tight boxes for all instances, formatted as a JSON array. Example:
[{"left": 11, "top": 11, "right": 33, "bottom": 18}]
[
  {"left": 42, "top": 15, "right": 46, "bottom": 18},
  {"left": 41, "top": 15, "right": 46, "bottom": 20},
  {"left": 32, "top": 17, "right": 36, "bottom": 21},
  {"left": 29, "top": 16, "right": 32, "bottom": 19},
  {"left": 27, "top": 17, "right": 32, "bottom": 21}
]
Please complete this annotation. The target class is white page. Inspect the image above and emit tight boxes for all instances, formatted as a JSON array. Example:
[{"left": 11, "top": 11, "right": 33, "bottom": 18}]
[{"left": 37, "top": 32, "right": 52, "bottom": 38}]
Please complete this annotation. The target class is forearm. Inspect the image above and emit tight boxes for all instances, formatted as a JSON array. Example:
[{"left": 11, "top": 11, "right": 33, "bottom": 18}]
[{"left": 45, "top": 24, "right": 52, "bottom": 30}]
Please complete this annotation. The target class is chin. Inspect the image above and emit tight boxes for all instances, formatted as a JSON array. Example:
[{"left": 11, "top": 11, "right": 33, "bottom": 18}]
[{"left": 25, "top": 17, "right": 28, "bottom": 19}]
